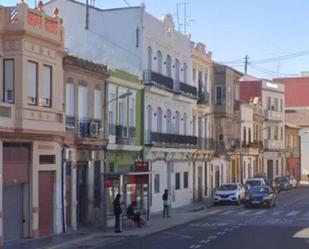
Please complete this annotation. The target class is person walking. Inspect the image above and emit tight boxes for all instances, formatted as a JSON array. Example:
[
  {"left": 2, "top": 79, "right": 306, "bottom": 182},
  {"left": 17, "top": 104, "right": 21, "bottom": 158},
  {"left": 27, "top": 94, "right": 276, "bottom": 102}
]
[
  {"left": 113, "top": 194, "right": 122, "bottom": 233},
  {"left": 162, "top": 189, "right": 171, "bottom": 218}
]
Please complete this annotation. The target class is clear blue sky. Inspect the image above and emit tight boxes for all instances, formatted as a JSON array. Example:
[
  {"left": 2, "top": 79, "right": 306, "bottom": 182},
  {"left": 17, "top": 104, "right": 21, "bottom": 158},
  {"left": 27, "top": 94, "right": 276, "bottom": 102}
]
[{"left": 3, "top": 0, "right": 309, "bottom": 79}]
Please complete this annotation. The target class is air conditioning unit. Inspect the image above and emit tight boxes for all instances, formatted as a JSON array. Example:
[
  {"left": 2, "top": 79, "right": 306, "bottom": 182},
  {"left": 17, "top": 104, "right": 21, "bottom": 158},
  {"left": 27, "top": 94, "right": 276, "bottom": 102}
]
[
  {"left": 90, "top": 121, "right": 99, "bottom": 138},
  {"left": 5, "top": 90, "right": 14, "bottom": 103},
  {"left": 28, "top": 96, "right": 36, "bottom": 105},
  {"left": 44, "top": 98, "right": 51, "bottom": 107}
]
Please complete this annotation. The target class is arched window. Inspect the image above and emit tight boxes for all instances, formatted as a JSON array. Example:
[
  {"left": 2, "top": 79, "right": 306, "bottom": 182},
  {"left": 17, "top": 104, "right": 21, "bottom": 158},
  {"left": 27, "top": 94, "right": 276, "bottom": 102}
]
[
  {"left": 166, "top": 109, "right": 172, "bottom": 133},
  {"left": 147, "top": 46, "right": 152, "bottom": 70},
  {"left": 175, "top": 111, "right": 180, "bottom": 134},
  {"left": 157, "top": 107, "right": 163, "bottom": 133},
  {"left": 147, "top": 105, "right": 152, "bottom": 131},
  {"left": 166, "top": 55, "right": 172, "bottom": 77},
  {"left": 175, "top": 59, "right": 180, "bottom": 90},
  {"left": 183, "top": 113, "right": 187, "bottom": 135},
  {"left": 157, "top": 50, "right": 162, "bottom": 74},
  {"left": 183, "top": 63, "right": 187, "bottom": 83},
  {"left": 243, "top": 127, "right": 247, "bottom": 146}
]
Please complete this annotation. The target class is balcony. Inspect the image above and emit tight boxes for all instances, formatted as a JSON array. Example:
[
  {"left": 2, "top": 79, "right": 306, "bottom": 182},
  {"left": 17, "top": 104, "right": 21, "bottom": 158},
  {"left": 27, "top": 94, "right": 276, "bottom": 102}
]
[
  {"left": 215, "top": 138, "right": 241, "bottom": 154},
  {"left": 145, "top": 131, "right": 197, "bottom": 147},
  {"left": 143, "top": 70, "right": 173, "bottom": 91},
  {"left": 197, "top": 92, "right": 209, "bottom": 105},
  {"left": 179, "top": 82, "right": 197, "bottom": 98},
  {"left": 76, "top": 118, "right": 102, "bottom": 139},
  {"left": 264, "top": 139, "right": 284, "bottom": 151},
  {"left": 108, "top": 124, "right": 116, "bottom": 136},
  {"left": 241, "top": 141, "right": 263, "bottom": 154},
  {"left": 197, "top": 138, "right": 215, "bottom": 150},
  {"left": 264, "top": 110, "right": 283, "bottom": 122},
  {"left": 115, "top": 125, "right": 136, "bottom": 145},
  {"left": 66, "top": 116, "right": 75, "bottom": 128}
]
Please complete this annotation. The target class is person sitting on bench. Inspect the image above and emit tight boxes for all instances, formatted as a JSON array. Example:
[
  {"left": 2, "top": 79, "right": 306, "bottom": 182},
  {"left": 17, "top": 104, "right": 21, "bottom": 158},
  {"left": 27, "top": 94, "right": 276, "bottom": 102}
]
[{"left": 127, "top": 201, "right": 143, "bottom": 227}]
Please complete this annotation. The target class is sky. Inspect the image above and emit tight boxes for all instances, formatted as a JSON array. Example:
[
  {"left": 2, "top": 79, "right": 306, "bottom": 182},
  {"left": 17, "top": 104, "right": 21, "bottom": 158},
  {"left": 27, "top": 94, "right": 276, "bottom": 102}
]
[{"left": 3, "top": 0, "right": 309, "bottom": 79}]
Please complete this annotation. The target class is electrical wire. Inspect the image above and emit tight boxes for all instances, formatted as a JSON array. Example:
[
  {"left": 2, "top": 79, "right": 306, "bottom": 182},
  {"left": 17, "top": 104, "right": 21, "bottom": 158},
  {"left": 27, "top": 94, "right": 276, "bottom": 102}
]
[
  {"left": 122, "top": 0, "right": 132, "bottom": 7},
  {"left": 251, "top": 50, "right": 309, "bottom": 64},
  {"left": 249, "top": 63, "right": 297, "bottom": 77}
]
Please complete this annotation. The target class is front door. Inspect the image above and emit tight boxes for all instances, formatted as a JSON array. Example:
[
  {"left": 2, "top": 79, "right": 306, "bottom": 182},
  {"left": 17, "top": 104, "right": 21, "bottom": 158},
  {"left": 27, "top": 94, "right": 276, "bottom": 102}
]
[
  {"left": 3, "top": 184, "right": 23, "bottom": 241},
  {"left": 66, "top": 162, "right": 72, "bottom": 228},
  {"left": 39, "top": 171, "right": 54, "bottom": 237},
  {"left": 197, "top": 167, "right": 203, "bottom": 201},
  {"left": 267, "top": 160, "right": 274, "bottom": 179},
  {"left": 77, "top": 162, "right": 88, "bottom": 226}
]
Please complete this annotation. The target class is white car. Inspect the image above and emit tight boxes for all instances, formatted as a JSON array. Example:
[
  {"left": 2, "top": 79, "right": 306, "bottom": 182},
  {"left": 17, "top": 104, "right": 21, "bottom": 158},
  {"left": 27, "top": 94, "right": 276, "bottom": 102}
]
[
  {"left": 214, "top": 183, "right": 246, "bottom": 205},
  {"left": 288, "top": 176, "right": 298, "bottom": 188}
]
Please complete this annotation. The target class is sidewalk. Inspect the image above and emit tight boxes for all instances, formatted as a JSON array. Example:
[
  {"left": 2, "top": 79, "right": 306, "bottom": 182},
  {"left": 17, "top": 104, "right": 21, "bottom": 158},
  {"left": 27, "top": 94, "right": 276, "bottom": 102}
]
[{"left": 4, "top": 201, "right": 214, "bottom": 249}]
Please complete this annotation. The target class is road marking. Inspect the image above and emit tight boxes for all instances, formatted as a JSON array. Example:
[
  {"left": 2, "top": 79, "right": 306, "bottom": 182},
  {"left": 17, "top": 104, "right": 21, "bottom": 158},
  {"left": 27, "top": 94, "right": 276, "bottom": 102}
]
[
  {"left": 195, "top": 245, "right": 201, "bottom": 248},
  {"left": 238, "top": 210, "right": 253, "bottom": 215},
  {"left": 287, "top": 211, "right": 300, "bottom": 216},
  {"left": 208, "top": 235, "right": 218, "bottom": 239},
  {"left": 271, "top": 210, "right": 283, "bottom": 216},
  {"left": 254, "top": 210, "right": 268, "bottom": 215},
  {"left": 216, "top": 231, "right": 226, "bottom": 235},
  {"left": 206, "top": 209, "right": 222, "bottom": 215},
  {"left": 200, "top": 240, "right": 211, "bottom": 244}
]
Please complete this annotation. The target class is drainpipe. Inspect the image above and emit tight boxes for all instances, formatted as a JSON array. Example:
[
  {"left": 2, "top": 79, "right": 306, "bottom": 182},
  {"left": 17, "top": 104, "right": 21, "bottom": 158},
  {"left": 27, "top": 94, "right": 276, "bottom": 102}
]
[{"left": 61, "top": 145, "right": 66, "bottom": 233}]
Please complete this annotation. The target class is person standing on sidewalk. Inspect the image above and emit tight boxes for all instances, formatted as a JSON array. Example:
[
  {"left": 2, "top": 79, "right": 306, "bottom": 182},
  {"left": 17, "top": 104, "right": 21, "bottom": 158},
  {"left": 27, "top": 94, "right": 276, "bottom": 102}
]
[
  {"left": 113, "top": 194, "right": 123, "bottom": 233},
  {"left": 162, "top": 189, "right": 171, "bottom": 218}
]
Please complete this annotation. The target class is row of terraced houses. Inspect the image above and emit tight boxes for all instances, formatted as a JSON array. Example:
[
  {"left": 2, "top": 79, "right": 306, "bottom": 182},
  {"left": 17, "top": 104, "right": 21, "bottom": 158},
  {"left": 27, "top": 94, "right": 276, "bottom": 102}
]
[{"left": 0, "top": 0, "right": 302, "bottom": 246}]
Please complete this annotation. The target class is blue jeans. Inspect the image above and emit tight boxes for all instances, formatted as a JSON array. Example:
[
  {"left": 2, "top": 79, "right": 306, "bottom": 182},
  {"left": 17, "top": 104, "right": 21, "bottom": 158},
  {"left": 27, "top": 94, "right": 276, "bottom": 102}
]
[{"left": 163, "top": 205, "right": 170, "bottom": 218}]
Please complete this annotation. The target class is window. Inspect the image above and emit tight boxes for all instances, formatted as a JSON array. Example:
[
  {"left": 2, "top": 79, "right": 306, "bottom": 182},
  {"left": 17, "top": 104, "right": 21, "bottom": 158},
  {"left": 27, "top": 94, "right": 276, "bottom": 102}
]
[
  {"left": 166, "top": 109, "right": 172, "bottom": 133},
  {"left": 39, "top": 155, "right": 56, "bottom": 164},
  {"left": 183, "top": 113, "right": 187, "bottom": 135},
  {"left": 66, "top": 81, "right": 74, "bottom": 117},
  {"left": 276, "top": 160, "right": 279, "bottom": 175},
  {"left": 192, "top": 68, "right": 196, "bottom": 83},
  {"left": 119, "top": 101, "right": 125, "bottom": 126},
  {"left": 27, "top": 61, "right": 38, "bottom": 105},
  {"left": 78, "top": 86, "right": 88, "bottom": 118},
  {"left": 94, "top": 89, "right": 101, "bottom": 120},
  {"left": 147, "top": 46, "right": 152, "bottom": 70},
  {"left": 216, "top": 86, "right": 223, "bottom": 104},
  {"left": 267, "top": 97, "right": 271, "bottom": 110},
  {"left": 183, "top": 172, "right": 189, "bottom": 189},
  {"left": 129, "top": 97, "right": 135, "bottom": 127},
  {"left": 274, "top": 98, "right": 278, "bottom": 111},
  {"left": 268, "top": 126, "right": 271, "bottom": 139},
  {"left": 175, "top": 59, "right": 180, "bottom": 86},
  {"left": 175, "top": 172, "right": 181, "bottom": 190},
  {"left": 154, "top": 174, "right": 160, "bottom": 193},
  {"left": 243, "top": 127, "right": 247, "bottom": 145},
  {"left": 157, "top": 107, "right": 163, "bottom": 132},
  {"left": 248, "top": 128, "right": 251, "bottom": 144},
  {"left": 157, "top": 50, "right": 162, "bottom": 74},
  {"left": 280, "top": 99, "right": 283, "bottom": 112},
  {"left": 274, "top": 127, "right": 279, "bottom": 140},
  {"left": 3, "top": 59, "right": 14, "bottom": 103},
  {"left": 175, "top": 111, "right": 180, "bottom": 134},
  {"left": 166, "top": 55, "right": 172, "bottom": 77},
  {"left": 147, "top": 105, "right": 152, "bottom": 131},
  {"left": 281, "top": 127, "right": 283, "bottom": 140},
  {"left": 43, "top": 65, "right": 52, "bottom": 107},
  {"left": 183, "top": 63, "right": 187, "bottom": 83},
  {"left": 204, "top": 73, "right": 208, "bottom": 93}
]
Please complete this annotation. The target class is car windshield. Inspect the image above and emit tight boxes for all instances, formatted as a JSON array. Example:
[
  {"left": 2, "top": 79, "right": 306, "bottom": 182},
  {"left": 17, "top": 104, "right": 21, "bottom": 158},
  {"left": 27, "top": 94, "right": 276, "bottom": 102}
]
[
  {"left": 249, "top": 187, "right": 269, "bottom": 194},
  {"left": 246, "top": 180, "right": 261, "bottom": 186},
  {"left": 217, "top": 184, "right": 237, "bottom": 191}
]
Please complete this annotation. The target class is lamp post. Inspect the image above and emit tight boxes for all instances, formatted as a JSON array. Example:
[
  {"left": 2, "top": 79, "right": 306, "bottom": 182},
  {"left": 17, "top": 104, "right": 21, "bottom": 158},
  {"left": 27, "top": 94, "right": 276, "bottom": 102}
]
[{"left": 101, "top": 90, "right": 132, "bottom": 230}]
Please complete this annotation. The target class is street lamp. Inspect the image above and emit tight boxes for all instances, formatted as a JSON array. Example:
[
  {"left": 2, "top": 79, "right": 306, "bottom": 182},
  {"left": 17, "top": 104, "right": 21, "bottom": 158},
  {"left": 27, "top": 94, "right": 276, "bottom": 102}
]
[{"left": 101, "top": 90, "right": 132, "bottom": 230}]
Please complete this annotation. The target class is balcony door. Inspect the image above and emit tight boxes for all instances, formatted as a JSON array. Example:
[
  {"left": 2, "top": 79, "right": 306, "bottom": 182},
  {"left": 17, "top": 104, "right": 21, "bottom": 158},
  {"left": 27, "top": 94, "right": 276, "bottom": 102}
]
[
  {"left": 166, "top": 109, "right": 172, "bottom": 134},
  {"left": 78, "top": 86, "right": 88, "bottom": 119}
]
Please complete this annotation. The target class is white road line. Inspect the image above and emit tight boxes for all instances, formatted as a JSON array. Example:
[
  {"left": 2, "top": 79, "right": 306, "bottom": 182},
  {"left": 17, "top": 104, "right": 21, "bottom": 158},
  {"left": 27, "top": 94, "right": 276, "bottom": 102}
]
[
  {"left": 287, "top": 211, "right": 300, "bottom": 216},
  {"left": 189, "top": 245, "right": 196, "bottom": 248},
  {"left": 208, "top": 235, "right": 218, "bottom": 239},
  {"left": 254, "top": 210, "right": 268, "bottom": 215},
  {"left": 206, "top": 210, "right": 222, "bottom": 215},
  {"left": 200, "top": 240, "right": 211, "bottom": 244},
  {"left": 216, "top": 231, "right": 226, "bottom": 235},
  {"left": 195, "top": 245, "right": 201, "bottom": 248},
  {"left": 271, "top": 210, "right": 283, "bottom": 216},
  {"left": 238, "top": 210, "right": 253, "bottom": 215}
]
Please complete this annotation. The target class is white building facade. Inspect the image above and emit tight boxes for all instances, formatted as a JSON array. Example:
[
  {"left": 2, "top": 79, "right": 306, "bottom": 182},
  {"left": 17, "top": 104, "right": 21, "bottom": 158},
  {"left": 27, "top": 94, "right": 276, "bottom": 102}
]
[{"left": 44, "top": 0, "right": 197, "bottom": 213}]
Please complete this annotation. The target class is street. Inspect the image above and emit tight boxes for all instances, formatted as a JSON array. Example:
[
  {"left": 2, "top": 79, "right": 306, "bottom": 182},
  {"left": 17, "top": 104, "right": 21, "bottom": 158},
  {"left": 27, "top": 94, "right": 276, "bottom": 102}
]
[{"left": 99, "top": 187, "right": 309, "bottom": 249}]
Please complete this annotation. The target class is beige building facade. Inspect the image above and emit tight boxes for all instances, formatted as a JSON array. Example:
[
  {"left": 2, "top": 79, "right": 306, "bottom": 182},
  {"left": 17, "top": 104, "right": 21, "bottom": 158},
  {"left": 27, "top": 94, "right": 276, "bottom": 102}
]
[{"left": 0, "top": 2, "right": 65, "bottom": 244}]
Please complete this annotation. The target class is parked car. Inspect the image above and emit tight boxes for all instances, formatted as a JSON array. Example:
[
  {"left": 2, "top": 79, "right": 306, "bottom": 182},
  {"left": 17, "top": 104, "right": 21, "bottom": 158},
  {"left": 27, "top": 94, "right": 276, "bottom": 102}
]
[
  {"left": 244, "top": 177, "right": 266, "bottom": 191},
  {"left": 288, "top": 176, "right": 298, "bottom": 188},
  {"left": 244, "top": 186, "right": 277, "bottom": 208},
  {"left": 214, "top": 183, "right": 245, "bottom": 205},
  {"left": 271, "top": 177, "right": 282, "bottom": 193},
  {"left": 278, "top": 177, "right": 292, "bottom": 191}
]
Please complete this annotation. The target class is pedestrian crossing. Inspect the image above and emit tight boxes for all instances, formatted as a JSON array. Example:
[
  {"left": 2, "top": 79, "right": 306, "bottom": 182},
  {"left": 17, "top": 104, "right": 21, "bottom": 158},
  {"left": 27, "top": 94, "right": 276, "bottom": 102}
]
[{"left": 204, "top": 207, "right": 309, "bottom": 218}]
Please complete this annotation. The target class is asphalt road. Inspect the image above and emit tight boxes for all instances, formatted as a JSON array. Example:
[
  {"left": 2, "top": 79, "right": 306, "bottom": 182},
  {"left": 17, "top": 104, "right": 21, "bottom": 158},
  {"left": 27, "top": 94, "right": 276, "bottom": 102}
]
[{"left": 99, "top": 187, "right": 309, "bottom": 249}]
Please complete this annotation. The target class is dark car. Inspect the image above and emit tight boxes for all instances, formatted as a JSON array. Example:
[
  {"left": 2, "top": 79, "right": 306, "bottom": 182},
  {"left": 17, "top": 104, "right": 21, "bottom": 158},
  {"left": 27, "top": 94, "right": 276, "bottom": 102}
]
[
  {"left": 244, "top": 186, "right": 277, "bottom": 208},
  {"left": 279, "top": 177, "right": 292, "bottom": 191}
]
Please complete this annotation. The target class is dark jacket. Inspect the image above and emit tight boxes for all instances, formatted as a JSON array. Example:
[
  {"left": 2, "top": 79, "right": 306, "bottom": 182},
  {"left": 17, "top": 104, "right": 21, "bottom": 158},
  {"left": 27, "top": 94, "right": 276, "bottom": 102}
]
[{"left": 113, "top": 198, "right": 122, "bottom": 215}]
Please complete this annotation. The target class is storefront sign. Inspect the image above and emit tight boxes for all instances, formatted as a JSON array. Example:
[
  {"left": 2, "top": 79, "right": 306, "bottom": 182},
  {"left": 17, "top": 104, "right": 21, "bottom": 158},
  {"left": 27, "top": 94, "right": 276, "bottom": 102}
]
[
  {"left": 266, "top": 82, "right": 278, "bottom": 89},
  {"left": 134, "top": 162, "right": 149, "bottom": 172}
]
